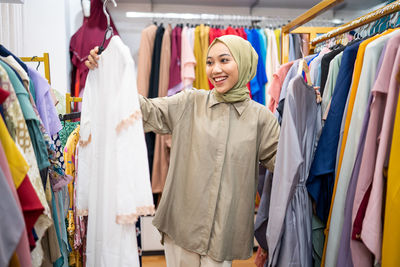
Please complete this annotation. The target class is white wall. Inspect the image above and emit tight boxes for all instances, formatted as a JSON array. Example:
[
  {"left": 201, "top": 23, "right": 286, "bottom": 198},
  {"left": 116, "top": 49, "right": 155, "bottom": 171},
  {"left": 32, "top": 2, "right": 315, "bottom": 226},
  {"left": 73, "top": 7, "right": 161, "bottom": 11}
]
[{"left": 22, "top": 0, "right": 74, "bottom": 93}]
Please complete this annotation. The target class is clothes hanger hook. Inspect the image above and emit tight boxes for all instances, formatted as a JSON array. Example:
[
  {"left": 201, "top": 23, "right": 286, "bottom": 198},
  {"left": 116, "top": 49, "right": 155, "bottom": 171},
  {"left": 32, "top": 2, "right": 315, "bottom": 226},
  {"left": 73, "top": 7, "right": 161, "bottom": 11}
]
[
  {"left": 31, "top": 56, "right": 40, "bottom": 70},
  {"left": 103, "top": 0, "right": 117, "bottom": 29}
]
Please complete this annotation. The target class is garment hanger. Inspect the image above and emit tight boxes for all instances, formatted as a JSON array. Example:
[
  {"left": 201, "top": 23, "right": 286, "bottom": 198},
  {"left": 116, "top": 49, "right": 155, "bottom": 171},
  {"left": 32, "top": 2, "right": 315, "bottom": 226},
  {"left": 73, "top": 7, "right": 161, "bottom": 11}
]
[
  {"left": 31, "top": 56, "right": 41, "bottom": 70},
  {"left": 98, "top": 0, "right": 117, "bottom": 55},
  {"left": 297, "top": 59, "right": 312, "bottom": 86}
]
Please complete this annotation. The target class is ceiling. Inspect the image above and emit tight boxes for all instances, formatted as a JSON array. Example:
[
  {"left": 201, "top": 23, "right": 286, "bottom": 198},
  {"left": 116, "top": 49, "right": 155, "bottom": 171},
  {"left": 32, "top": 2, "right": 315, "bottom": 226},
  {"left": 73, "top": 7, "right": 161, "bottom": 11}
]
[{"left": 116, "top": 0, "right": 390, "bottom": 10}]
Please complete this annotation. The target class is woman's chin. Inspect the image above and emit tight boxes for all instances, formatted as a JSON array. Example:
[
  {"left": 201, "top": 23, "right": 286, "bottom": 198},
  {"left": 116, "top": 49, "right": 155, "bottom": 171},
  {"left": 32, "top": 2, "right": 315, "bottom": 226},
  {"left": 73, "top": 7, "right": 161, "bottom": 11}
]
[{"left": 214, "top": 87, "right": 230, "bottom": 94}]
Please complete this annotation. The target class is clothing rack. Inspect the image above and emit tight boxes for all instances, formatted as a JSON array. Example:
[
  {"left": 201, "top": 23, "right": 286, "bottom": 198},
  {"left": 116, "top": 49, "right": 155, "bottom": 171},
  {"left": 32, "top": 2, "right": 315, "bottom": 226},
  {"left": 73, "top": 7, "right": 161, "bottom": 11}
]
[
  {"left": 65, "top": 93, "right": 82, "bottom": 114},
  {"left": 60, "top": 93, "right": 82, "bottom": 122},
  {"left": 281, "top": 0, "right": 344, "bottom": 63},
  {"left": 311, "top": 0, "right": 400, "bottom": 46},
  {"left": 126, "top": 11, "right": 336, "bottom": 28},
  {"left": 20, "top": 52, "right": 51, "bottom": 84}
]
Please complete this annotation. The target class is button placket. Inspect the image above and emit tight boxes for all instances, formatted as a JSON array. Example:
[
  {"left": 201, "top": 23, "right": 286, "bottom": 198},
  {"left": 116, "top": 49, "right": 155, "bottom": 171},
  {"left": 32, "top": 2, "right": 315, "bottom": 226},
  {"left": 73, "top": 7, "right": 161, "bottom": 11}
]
[{"left": 205, "top": 103, "right": 230, "bottom": 251}]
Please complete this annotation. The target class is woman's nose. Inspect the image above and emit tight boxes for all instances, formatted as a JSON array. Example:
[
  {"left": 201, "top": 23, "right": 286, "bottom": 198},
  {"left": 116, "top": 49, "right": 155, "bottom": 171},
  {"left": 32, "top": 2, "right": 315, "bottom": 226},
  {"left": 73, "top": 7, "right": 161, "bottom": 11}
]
[{"left": 212, "top": 63, "right": 222, "bottom": 74}]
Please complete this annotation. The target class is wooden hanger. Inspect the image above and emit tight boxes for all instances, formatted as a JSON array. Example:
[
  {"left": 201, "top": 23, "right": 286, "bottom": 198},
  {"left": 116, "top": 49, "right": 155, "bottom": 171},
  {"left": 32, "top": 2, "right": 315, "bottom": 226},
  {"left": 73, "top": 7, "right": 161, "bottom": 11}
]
[{"left": 297, "top": 59, "right": 312, "bottom": 86}]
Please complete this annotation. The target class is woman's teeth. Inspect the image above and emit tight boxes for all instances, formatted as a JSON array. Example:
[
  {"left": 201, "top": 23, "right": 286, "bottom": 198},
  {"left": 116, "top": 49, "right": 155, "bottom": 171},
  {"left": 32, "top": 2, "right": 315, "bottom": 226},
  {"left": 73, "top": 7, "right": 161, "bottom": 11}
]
[{"left": 214, "top": 77, "right": 227, "bottom": 82}]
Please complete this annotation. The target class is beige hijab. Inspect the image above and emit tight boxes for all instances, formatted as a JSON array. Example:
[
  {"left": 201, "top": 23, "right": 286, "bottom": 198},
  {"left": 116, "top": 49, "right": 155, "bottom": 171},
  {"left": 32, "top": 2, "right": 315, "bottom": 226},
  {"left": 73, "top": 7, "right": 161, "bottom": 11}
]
[{"left": 207, "top": 35, "right": 258, "bottom": 103}]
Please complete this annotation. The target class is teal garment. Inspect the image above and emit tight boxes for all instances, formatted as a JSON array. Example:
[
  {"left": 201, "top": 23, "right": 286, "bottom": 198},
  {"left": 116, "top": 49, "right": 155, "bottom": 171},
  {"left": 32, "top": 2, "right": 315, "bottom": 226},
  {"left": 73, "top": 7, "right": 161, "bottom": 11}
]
[
  {"left": 257, "top": 29, "right": 267, "bottom": 66},
  {"left": 312, "top": 215, "right": 325, "bottom": 267},
  {"left": 58, "top": 121, "right": 80, "bottom": 148},
  {"left": 51, "top": 186, "right": 70, "bottom": 267},
  {"left": 29, "top": 77, "right": 36, "bottom": 103},
  {"left": 0, "top": 60, "right": 50, "bottom": 170},
  {"left": 322, "top": 51, "right": 343, "bottom": 115}
]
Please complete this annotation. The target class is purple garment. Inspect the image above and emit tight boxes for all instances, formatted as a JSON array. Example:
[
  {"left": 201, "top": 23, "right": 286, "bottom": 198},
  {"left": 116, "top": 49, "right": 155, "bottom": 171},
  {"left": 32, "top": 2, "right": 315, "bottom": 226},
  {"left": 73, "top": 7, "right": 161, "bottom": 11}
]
[
  {"left": 375, "top": 44, "right": 387, "bottom": 81},
  {"left": 28, "top": 67, "right": 62, "bottom": 136},
  {"left": 336, "top": 95, "right": 373, "bottom": 267},
  {"left": 168, "top": 26, "right": 182, "bottom": 92}
]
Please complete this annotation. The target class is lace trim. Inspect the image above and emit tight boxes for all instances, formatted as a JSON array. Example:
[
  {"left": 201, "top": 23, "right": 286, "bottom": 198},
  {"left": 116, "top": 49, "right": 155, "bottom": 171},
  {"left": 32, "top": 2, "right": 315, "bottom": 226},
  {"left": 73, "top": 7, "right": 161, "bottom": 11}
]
[
  {"left": 76, "top": 209, "right": 88, "bottom": 216},
  {"left": 115, "top": 110, "right": 142, "bottom": 134},
  {"left": 79, "top": 134, "right": 91, "bottom": 147},
  {"left": 116, "top": 205, "right": 156, "bottom": 224}
]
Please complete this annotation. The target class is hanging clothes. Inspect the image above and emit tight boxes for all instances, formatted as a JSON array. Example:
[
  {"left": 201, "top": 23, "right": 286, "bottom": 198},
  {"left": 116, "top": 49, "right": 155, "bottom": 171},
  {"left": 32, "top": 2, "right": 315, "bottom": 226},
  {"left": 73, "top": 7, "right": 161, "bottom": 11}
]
[
  {"left": 168, "top": 25, "right": 183, "bottom": 96},
  {"left": 69, "top": 0, "right": 119, "bottom": 100},
  {"left": 208, "top": 27, "right": 217, "bottom": 44},
  {"left": 137, "top": 24, "right": 157, "bottom": 96},
  {"left": 193, "top": 24, "right": 210, "bottom": 90},
  {"left": 146, "top": 24, "right": 165, "bottom": 182},
  {"left": 0, "top": 142, "right": 32, "bottom": 267},
  {"left": 0, "top": 60, "right": 49, "bottom": 171},
  {"left": 181, "top": 26, "right": 196, "bottom": 89},
  {"left": 76, "top": 36, "right": 154, "bottom": 267},
  {"left": 0, "top": 61, "right": 53, "bottom": 266},
  {"left": 346, "top": 35, "right": 400, "bottom": 267},
  {"left": 246, "top": 29, "right": 267, "bottom": 105},
  {"left": 267, "top": 75, "right": 321, "bottom": 267},
  {"left": 274, "top": 28, "right": 281, "bottom": 63},
  {"left": 28, "top": 66, "right": 62, "bottom": 136},
  {"left": 359, "top": 31, "right": 400, "bottom": 264},
  {"left": 382, "top": 69, "right": 400, "bottom": 267},
  {"left": 63, "top": 125, "right": 81, "bottom": 266},
  {"left": 0, "top": 116, "right": 26, "bottom": 267},
  {"left": 152, "top": 24, "right": 172, "bottom": 194},
  {"left": 319, "top": 46, "right": 345, "bottom": 97},
  {"left": 324, "top": 29, "right": 398, "bottom": 267},
  {"left": 0, "top": 160, "right": 25, "bottom": 267},
  {"left": 321, "top": 52, "right": 343, "bottom": 116},
  {"left": 309, "top": 47, "right": 331, "bottom": 87},
  {"left": 306, "top": 41, "right": 361, "bottom": 225},
  {"left": 267, "top": 61, "right": 293, "bottom": 113}
]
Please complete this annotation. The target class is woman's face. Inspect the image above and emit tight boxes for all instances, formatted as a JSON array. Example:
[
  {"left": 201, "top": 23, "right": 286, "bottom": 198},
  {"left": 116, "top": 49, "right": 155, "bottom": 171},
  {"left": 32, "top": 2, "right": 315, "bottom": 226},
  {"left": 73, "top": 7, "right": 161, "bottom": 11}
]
[{"left": 206, "top": 42, "right": 239, "bottom": 94}]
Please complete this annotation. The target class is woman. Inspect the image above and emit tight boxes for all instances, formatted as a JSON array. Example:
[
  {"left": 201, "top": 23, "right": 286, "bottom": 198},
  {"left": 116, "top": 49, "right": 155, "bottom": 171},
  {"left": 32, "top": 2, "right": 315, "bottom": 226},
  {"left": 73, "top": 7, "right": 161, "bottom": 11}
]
[{"left": 86, "top": 35, "right": 280, "bottom": 267}]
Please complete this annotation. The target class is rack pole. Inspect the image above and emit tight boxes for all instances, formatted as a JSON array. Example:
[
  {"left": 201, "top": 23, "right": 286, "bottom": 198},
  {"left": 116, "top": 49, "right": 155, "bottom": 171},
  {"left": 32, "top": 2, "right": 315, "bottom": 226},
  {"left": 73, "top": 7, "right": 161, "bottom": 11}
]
[
  {"left": 311, "top": 0, "right": 400, "bottom": 46},
  {"left": 20, "top": 52, "right": 51, "bottom": 84}
]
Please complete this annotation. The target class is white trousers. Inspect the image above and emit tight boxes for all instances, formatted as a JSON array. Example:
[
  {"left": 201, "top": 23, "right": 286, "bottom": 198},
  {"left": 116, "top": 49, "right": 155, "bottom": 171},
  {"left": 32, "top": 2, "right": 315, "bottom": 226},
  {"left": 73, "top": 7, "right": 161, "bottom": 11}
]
[{"left": 164, "top": 235, "right": 232, "bottom": 267}]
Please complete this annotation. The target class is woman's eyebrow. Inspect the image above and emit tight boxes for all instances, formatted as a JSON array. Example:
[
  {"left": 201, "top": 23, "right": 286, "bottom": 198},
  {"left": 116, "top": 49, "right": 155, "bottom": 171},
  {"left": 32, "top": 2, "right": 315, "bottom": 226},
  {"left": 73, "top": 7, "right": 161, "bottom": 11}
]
[{"left": 207, "top": 53, "right": 231, "bottom": 59}]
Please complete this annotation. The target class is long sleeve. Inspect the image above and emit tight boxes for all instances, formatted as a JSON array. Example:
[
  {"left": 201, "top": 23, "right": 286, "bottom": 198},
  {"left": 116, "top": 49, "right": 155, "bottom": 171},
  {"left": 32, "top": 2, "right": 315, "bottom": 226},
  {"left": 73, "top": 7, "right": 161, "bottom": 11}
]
[
  {"left": 139, "top": 89, "right": 192, "bottom": 135},
  {"left": 258, "top": 109, "right": 280, "bottom": 172}
]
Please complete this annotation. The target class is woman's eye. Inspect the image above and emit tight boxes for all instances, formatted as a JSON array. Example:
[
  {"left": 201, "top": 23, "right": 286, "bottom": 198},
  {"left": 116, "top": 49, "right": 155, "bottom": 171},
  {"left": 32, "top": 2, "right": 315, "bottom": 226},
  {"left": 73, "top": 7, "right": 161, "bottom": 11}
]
[
  {"left": 206, "top": 61, "right": 213, "bottom": 65},
  {"left": 221, "top": 58, "right": 229, "bottom": 63}
]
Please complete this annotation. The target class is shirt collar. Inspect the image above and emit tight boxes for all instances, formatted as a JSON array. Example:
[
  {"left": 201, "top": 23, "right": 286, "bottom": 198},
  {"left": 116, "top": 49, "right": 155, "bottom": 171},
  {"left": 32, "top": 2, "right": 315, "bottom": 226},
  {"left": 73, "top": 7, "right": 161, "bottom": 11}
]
[{"left": 208, "top": 91, "right": 249, "bottom": 116}]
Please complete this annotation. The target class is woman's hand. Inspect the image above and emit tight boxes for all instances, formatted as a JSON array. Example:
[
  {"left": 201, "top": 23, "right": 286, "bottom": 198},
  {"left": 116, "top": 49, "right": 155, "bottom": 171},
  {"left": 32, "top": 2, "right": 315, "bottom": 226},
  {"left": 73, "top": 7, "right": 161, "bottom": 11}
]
[{"left": 85, "top": 46, "right": 100, "bottom": 70}]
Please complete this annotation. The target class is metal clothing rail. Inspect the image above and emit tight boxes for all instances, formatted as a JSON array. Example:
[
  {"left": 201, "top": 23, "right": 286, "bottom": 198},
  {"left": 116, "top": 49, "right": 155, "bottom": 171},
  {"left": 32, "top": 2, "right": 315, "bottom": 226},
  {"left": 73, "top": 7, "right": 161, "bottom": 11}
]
[
  {"left": 311, "top": 0, "right": 400, "bottom": 46},
  {"left": 126, "top": 11, "right": 336, "bottom": 27},
  {"left": 20, "top": 52, "right": 51, "bottom": 84},
  {"left": 65, "top": 93, "right": 82, "bottom": 114}
]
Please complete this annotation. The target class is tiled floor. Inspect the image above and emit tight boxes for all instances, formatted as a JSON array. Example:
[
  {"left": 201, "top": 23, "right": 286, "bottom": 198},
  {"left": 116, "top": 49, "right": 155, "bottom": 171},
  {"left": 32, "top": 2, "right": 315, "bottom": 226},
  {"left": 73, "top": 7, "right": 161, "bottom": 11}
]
[{"left": 142, "top": 253, "right": 256, "bottom": 267}]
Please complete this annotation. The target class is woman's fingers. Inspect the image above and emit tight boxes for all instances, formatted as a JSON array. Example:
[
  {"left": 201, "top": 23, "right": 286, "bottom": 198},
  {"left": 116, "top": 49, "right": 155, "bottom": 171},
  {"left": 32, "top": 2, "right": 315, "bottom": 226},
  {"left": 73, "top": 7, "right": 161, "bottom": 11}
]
[{"left": 85, "top": 46, "right": 100, "bottom": 70}]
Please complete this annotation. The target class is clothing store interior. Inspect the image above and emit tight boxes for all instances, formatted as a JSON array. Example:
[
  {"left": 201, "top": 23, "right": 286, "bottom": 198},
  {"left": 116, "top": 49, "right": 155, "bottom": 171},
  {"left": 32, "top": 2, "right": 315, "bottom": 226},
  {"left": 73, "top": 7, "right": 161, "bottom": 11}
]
[{"left": 1, "top": 0, "right": 400, "bottom": 266}]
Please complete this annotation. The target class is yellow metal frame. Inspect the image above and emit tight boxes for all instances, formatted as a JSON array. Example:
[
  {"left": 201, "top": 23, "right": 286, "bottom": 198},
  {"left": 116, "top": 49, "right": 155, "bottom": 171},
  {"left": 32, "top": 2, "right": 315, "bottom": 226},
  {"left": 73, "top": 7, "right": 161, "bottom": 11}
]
[
  {"left": 20, "top": 53, "right": 51, "bottom": 85},
  {"left": 65, "top": 93, "right": 82, "bottom": 114}
]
